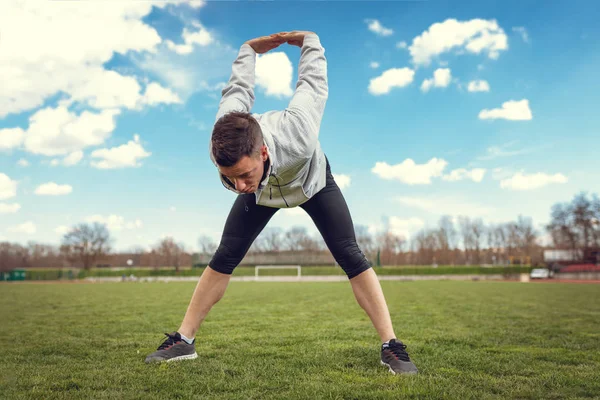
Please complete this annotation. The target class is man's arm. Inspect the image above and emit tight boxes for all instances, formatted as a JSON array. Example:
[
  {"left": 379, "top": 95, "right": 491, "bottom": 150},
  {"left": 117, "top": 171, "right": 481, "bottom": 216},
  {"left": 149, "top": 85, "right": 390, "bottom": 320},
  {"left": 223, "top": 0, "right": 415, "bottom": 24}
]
[
  {"left": 280, "top": 32, "right": 329, "bottom": 157},
  {"left": 214, "top": 34, "right": 287, "bottom": 123},
  {"left": 214, "top": 43, "right": 257, "bottom": 123}
]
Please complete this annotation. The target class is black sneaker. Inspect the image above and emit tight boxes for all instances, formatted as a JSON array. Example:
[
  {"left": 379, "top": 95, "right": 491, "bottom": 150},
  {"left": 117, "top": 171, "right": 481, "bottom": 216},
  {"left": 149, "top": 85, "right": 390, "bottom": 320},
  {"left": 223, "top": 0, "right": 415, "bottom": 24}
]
[
  {"left": 380, "top": 339, "right": 418, "bottom": 375},
  {"left": 145, "top": 332, "right": 198, "bottom": 363}
]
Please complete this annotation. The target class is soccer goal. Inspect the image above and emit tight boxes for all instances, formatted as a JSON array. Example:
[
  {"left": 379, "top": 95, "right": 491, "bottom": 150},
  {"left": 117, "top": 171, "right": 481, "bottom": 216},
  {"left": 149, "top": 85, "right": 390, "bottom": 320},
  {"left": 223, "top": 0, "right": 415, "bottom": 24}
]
[{"left": 254, "top": 265, "right": 302, "bottom": 281}]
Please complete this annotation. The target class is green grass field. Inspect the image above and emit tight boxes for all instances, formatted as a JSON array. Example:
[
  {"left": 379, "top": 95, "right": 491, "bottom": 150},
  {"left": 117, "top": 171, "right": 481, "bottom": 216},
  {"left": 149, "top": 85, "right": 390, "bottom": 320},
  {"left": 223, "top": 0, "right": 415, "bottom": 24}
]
[
  {"left": 23, "top": 265, "right": 533, "bottom": 281},
  {"left": 1, "top": 280, "right": 599, "bottom": 399}
]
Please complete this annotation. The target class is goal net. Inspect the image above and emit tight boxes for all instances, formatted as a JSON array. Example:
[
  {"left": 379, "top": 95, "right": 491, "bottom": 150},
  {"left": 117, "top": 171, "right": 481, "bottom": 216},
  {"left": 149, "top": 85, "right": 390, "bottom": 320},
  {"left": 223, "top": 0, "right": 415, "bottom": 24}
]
[{"left": 254, "top": 265, "right": 302, "bottom": 281}]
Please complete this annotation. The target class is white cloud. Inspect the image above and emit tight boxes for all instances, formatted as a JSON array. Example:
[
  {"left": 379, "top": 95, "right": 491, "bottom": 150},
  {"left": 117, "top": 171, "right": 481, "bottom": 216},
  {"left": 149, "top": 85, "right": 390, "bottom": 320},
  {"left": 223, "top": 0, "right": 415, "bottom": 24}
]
[
  {"left": 0, "top": 1, "right": 190, "bottom": 118},
  {"left": 421, "top": 68, "right": 452, "bottom": 92},
  {"left": 367, "top": 216, "right": 425, "bottom": 240},
  {"left": 57, "top": 68, "right": 183, "bottom": 112},
  {"left": 409, "top": 18, "right": 508, "bottom": 66},
  {"left": 368, "top": 68, "right": 415, "bottom": 95},
  {"left": 332, "top": 174, "right": 351, "bottom": 190},
  {"left": 396, "top": 195, "right": 495, "bottom": 217},
  {"left": 0, "top": 128, "right": 25, "bottom": 151},
  {"left": 492, "top": 167, "right": 514, "bottom": 180},
  {"left": 256, "top": 52, "right": 294, "bottom": 98},
  {"left": 442, "top": 168, "right": 486, "bottom": 182},
  {"left": 479, "top": 99, "right": 532, "bottom": 121},
  {"left": 134, "top": 9, "right": 240, "bottom": 101},
  {"left": 166, "top": 24, "right": 214, "bottom": 55},
  {"left": 281, "top": 208, "right": 305, "bottom": 217},
  {"left": 55, "top": 225, "right": 71, "bottom": 235},
  {"left": 370, "top": 61, "right": 380, "bottom": 69},
  {"left": 372, "top": 158, "right": 448, "bottom": 184},
  {"left": 365, "top": 19, "right": 393, "bottom": 36},
  {"left": 135, "top": 40, "right": 235, "bottom": 101},
  {"left": 500, "top": 172, "right": 568, "bottom": 191},
  {"left": 188, "top": 0, "right": 206, "bottom": 7},
  {"left": 141, "top": 82, "right": 183, "bottom": 106},
  {"left": 17, "top": 159, "right": 30, "bottom": 167},
  {"left": 0, "top": 203, "right": 20, "bottom": 214},
  {"left": 467, "top": 80, "right": 490, "bottom": 92},
  {"left": 396, "top": 41, "right": 408, "bottom": 49},
  {"left": 170, "top": 206, "right": 177, "bottom": 212},
  {"left": 477, "top": 141, "right": 529, "bottom": 161},
  {"left": 269, "top": 207, "right": 314, "bottom": 233},
  {"left": 8, "top": 222, "right": 36, "bottom": 235},
  {"left": 21, "top": 106, "right": 120, "bottom": 156},
  {"left": 90, "top": 134, "right": 151, "bottom": 169},
  {"left": 512, "top": 26, "right": 530, "bottom": 43},
  {"left": 0, "top": 173, "right": 18, "bottom": 200},
  {"left": 389, "top": 217, "right": 424, "bottom": 239},
  {"left": 51, "top": 151, "right": 84, "bottom": 167},
  {"left": 85, "top": 215, "right": 143, "bottom": 231},
  {"left": 67, "top": 68, "right": 142, "bottom": 110},
  {"left": 35, "top": 182, "right": 73, "bottom": 196},
  {"left": 127, "top": 219, "right": 144, "bottom": 230},
  {"left": 64, "top": 151, "right": 84, "bottom": 166}
]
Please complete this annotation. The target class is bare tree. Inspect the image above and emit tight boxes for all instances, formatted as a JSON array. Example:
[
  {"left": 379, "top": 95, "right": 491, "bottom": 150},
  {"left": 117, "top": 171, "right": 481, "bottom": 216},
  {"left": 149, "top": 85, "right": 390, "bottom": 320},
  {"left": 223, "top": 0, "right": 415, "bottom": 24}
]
[
  {"left": 458, "top": 216, "right": 473, "bottom": 264},
  {"left": 516, "top": 215, "right": 537, "bottom": 258},
  {"left": 379, "top": 231, "right": 406, "bottom": 265},
  {"left": 61, "top": 223, "right": 112, "bottom": 270},
  {"left": 593, "top": 194, "right": 600, "bottom": 247},
  {"left": 355, "top": 225, "right": 375, "bottom": 259},
  {"left": 505, "top": 222, "right": 520, "bottom": 260},
  {"left": 437, "top": 216, "right": 456, "bottom": 264},
  {"left": 471, "top": 218, "right": 485, "bottom": 265},
  {"left": 253, "top": 227, "right": 284, "bottom": 252},
  {"left": 283, "top": 226, "right": 319, "bottom": 251},
  {"left": 0, "top": 242, "right": 27, "bottom": 271},
  {"left": 197, "top": 235, "right": 217, "bottom": 254},
  {"left": 154, "top": 237, "right": 186, "bottom": 271},
  {"left": 572, "top": 193, "right": 596, "bottom": 252},
  {"left": 173, "top": 241, "right": 185, "bottom": 272},
  {"left": 547, "top": 200, "right": 580, "bottom": 250},
  {"left": 486, "top": 224, "right": 505, "bottom": 265}
]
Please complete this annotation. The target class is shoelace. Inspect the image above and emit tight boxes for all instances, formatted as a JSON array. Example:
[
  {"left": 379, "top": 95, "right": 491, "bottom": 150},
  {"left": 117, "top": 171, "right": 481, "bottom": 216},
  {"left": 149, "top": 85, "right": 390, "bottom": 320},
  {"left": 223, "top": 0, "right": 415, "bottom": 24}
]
[
  {"left": 387, "top": 342, "right": 411, "bottom": 362},
  {"left": 157, "top": 332, "right": 180, "bottom": 350}
]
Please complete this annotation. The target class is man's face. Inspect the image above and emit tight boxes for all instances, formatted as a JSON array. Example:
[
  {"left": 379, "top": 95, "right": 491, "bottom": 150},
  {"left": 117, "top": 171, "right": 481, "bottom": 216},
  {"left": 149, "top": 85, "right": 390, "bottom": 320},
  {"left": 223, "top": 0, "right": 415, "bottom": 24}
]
[{"left": 218, "top": 145, "right": 268, "bottom": 194}]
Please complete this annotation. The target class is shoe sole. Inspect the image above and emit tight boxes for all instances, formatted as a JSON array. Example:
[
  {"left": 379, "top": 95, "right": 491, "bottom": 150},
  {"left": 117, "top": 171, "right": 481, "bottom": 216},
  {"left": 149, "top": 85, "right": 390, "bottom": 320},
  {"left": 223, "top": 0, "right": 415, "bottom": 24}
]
[
  {"left": 380, "top": 360, "right": 418, "bottom": 375},
  {"left": 165, "top": 352, "right": 198, "bottom": 363}
]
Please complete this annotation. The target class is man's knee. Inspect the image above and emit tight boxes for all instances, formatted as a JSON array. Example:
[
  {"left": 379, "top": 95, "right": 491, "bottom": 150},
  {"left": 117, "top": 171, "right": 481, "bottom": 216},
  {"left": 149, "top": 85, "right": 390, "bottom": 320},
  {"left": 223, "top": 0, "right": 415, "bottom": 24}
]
[
  {"left": 208, "top": 241, "right": 246, "bottom": 275},
  {"left": 331, "top": 239, "right": 372, "bottom": 279}
]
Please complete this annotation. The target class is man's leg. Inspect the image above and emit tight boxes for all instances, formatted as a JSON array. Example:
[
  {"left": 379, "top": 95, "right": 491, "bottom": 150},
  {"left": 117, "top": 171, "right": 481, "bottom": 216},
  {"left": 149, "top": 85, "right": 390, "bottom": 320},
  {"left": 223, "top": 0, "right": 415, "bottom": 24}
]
[
  {"left": 299, "top": 159, "right": 395, "bottom": 342},
  {"left": 178, "top": 194, "right": 278, "bottom": 338},
  {"left": 177, "top": 266, "right": 232, "bottom": 339},
  {"left": 145, "top": 193, "right": 278, "bottom": 363},
  {"left": 299, "top": 156, "right": 418, "bottom": 374}
]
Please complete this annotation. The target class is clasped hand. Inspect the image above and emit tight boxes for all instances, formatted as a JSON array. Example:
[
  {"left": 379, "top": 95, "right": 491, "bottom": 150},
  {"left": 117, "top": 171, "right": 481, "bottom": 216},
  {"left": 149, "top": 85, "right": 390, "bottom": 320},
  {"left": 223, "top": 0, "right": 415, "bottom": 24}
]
[{"left": 244, "top": 31, "right": 314, "bottom": 54}]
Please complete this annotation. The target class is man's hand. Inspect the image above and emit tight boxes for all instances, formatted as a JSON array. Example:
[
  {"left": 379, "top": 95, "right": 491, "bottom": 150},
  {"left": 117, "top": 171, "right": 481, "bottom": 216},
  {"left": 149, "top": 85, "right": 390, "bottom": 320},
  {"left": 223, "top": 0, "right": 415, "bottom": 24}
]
[
  {"left": 244, "top": 33, "right": 288, "bottom": 54},
  {"left": 281, "top": 31, "right": 315, "bottom": 47}
]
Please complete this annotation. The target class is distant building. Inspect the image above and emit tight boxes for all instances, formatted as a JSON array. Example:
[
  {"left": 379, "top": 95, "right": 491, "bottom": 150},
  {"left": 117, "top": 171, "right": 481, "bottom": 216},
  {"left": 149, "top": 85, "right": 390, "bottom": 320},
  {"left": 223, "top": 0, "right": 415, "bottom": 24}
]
[{"left": 544, "top": 248, "right": 599, "bottom": 268}]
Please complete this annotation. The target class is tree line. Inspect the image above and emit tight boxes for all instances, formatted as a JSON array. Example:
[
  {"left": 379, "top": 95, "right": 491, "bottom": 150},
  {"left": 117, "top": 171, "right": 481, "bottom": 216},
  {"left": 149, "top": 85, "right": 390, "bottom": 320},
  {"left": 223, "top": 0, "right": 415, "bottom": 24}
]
[{"left": 1, "top": 192, "right": 598, "bottom": 270}]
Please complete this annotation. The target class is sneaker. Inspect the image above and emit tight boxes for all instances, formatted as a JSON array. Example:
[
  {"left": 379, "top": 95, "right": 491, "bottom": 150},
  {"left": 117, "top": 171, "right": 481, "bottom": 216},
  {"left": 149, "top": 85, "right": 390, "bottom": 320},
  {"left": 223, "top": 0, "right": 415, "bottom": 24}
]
[
  {"left": 145, "top": 332, "right": 198, "bottom": 363},
  {"left": 380, "top": 338, "right": 418, "bottom": 375}
]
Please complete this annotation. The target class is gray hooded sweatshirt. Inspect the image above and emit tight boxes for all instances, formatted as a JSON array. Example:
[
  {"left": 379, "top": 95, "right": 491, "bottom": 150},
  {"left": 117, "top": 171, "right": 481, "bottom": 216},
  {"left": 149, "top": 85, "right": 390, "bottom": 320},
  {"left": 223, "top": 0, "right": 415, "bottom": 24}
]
[{"left": 209, "top": 33, "right": 329, "bottom": 209}]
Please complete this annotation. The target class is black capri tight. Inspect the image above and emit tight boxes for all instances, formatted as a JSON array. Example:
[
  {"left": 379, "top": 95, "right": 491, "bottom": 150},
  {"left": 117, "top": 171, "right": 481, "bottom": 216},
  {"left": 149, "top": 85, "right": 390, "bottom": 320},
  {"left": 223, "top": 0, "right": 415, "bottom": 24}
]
[{"left": 209, "top": 156, "right": 372, "bottom": 279}]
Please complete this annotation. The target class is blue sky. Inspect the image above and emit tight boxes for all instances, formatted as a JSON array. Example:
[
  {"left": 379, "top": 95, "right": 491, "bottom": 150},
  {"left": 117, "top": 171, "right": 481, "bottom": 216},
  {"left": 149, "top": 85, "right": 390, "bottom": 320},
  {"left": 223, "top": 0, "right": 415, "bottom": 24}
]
[{"left": 1, "top": 0, "right": 599, "bottom": 252}]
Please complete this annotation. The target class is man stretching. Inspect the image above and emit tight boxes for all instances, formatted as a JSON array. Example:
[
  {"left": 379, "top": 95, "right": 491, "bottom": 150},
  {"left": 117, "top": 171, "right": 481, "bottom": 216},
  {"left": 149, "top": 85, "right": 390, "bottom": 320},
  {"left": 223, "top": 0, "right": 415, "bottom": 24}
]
[{"left": 145, "top": 31, "right": 418, "bottom": 375}]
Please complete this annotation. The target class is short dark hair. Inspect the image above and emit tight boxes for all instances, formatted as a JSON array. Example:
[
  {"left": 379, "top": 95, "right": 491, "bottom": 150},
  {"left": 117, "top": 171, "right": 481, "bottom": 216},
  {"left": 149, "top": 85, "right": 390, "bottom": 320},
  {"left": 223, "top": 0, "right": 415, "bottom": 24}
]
[{"left": 211, "top": 112, "right": 263, "bottom": 167}]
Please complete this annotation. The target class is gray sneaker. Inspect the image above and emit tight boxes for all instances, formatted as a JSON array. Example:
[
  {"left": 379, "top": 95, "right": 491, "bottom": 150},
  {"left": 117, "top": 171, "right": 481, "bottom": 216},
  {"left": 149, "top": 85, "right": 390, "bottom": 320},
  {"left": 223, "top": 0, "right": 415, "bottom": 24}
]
[
  {"left": 145, "top": 332, "right": 198, "bottom": 363},
  {"left": 380, "top": 339, "right": 418, "bottom": 375}
]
